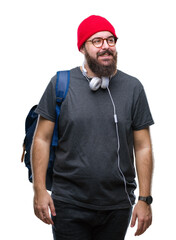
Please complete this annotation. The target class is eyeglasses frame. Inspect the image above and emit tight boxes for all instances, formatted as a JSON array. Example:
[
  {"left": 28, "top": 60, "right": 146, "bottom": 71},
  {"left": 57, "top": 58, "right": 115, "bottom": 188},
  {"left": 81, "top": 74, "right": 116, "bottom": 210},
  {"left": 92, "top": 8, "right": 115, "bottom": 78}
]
[{"left": 86, "top": 36, "right": 118, "bottom": 48}]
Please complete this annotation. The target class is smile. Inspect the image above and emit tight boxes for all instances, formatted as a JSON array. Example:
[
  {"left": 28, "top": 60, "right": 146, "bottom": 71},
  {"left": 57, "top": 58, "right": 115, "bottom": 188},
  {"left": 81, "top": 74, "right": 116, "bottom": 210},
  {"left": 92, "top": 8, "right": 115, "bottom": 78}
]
[{"left": 97, "top": 49, "right": 113, "bottom": 57}]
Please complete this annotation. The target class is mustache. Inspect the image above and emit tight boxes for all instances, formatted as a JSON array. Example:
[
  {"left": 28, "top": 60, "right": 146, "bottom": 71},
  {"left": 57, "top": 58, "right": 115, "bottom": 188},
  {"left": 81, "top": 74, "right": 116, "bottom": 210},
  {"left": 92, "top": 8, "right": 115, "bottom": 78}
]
[{"left": 97, "top": 49, "right": 113, "bottom": 57}]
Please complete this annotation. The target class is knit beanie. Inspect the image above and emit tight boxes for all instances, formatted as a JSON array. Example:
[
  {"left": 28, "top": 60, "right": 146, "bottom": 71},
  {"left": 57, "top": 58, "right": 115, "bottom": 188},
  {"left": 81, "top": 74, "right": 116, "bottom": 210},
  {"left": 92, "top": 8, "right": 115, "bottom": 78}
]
[{"left": 77, "top": 15, "right": 117, "bottom": 51}]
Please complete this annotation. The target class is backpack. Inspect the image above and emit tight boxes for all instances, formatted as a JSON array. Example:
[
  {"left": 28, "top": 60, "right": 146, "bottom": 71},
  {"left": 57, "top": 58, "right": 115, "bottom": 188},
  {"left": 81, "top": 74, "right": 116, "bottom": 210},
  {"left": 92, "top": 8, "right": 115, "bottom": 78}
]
[{"left": 21, "top": 70, "right": 70, "bottom": 191}]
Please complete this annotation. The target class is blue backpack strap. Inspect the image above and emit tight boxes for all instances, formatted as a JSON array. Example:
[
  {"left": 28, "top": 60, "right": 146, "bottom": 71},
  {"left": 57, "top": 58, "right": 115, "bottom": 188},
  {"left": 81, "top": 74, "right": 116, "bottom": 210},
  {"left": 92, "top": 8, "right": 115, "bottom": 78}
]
[{"left": 51, "top": 70, "right": 70, "bottom": 146}]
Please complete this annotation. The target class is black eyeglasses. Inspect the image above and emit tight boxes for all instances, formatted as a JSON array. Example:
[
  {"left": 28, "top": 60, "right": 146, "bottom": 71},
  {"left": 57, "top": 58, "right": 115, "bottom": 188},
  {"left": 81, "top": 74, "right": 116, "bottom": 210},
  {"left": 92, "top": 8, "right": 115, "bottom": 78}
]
[{"left": 86, "top": 36, "right": 118, "bottom": 48}]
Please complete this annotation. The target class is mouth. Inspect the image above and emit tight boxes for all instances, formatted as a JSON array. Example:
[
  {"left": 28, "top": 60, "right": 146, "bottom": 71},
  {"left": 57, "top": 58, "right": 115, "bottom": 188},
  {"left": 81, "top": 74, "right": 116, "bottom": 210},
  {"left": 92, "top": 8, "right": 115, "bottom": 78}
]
[
  {"left": 97, "top": 50, "right": 113, "bottom": 59},
  {"left": 102, "top": 53, "right": 111, "bottom": 56}
]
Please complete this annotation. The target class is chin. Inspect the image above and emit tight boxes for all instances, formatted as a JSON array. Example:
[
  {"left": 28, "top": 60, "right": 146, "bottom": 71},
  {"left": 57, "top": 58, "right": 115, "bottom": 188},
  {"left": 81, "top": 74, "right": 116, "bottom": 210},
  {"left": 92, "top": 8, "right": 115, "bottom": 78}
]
[{"left": 99, "top": 59, "right": 113, "bottom": 66}]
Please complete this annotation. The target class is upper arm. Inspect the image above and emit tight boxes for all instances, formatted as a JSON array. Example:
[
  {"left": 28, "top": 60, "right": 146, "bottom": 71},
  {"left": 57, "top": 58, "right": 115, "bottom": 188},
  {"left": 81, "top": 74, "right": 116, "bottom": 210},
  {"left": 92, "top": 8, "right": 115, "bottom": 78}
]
[
  {"left": 34, "top": 116, "right": 55, "bottom": 144},
  {"left": 133, "top": 127, "right": 152, "bottom": 152}
]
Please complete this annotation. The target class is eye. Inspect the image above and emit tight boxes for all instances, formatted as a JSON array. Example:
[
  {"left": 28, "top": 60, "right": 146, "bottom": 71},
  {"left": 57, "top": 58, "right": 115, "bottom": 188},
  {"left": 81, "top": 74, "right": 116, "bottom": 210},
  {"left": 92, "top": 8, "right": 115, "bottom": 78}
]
[
  {"left": 108, "top": 37, "right": 115, "bottom": 44},
  {"left": 92, "top": 38, "right": 102, "bottom": 44}
]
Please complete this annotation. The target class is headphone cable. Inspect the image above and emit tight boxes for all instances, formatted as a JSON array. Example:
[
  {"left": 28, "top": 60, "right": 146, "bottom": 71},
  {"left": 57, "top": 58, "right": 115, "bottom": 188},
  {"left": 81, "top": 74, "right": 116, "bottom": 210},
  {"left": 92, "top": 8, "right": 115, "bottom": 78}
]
[{"left": 107, "top": 86, "right": 133, "bottom": 207}]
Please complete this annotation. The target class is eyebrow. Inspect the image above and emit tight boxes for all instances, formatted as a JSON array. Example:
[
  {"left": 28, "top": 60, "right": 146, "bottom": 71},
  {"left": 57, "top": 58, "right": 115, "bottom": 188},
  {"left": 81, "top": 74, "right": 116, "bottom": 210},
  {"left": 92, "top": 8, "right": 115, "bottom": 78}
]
[{"left": 89, "top": 35, "right": 114, "bottom": 40}]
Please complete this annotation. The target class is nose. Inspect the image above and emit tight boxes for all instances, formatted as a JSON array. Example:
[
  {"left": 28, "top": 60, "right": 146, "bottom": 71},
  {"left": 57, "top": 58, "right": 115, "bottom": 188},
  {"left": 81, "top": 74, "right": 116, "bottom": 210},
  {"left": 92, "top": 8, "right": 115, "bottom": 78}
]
[{"left": 102, "top": 39, "right": 109, "bottom": 49}]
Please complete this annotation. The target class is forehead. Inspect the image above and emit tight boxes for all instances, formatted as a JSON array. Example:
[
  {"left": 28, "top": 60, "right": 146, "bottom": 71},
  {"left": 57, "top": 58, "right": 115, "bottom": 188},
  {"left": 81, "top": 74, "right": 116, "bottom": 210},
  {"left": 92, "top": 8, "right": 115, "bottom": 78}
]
[{"left": 88, "top": 31, "right": 114, "bottom": 40}]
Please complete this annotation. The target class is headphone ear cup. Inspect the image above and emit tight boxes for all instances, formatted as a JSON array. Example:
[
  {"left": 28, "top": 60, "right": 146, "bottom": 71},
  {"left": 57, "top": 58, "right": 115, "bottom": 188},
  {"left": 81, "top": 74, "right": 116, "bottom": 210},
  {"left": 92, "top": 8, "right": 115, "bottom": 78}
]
[
  {"left": 101, "top": 77, "right": 109, "bottom": 89},
  {"left": 89, "top": 77, "right": 102, "bottom": 91}
]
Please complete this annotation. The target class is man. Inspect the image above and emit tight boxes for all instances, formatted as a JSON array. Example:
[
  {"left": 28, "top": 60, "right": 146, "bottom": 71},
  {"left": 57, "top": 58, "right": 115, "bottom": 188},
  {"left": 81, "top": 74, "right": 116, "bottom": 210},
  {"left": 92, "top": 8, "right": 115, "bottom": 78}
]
[{"left": 31, "top": 15, "right": 154, "bottom": 240}]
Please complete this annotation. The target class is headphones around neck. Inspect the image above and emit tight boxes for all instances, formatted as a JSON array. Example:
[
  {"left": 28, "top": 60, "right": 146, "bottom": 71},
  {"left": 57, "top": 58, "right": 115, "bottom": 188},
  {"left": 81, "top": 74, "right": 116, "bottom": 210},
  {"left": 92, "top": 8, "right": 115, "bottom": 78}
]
[{"left": 82, "top": 63, "right": 109, "bottom": 91}]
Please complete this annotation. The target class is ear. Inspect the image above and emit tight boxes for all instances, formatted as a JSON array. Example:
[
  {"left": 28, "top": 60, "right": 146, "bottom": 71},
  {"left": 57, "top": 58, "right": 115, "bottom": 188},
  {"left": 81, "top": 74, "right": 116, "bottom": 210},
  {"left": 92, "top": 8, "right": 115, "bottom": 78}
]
[{"left": 80, "top": 44, "right": 86, "bottom": 54}]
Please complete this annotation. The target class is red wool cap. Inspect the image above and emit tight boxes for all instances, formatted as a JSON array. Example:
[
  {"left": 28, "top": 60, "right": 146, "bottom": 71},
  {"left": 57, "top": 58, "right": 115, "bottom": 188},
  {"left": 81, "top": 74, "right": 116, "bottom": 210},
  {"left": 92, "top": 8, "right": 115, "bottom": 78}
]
[{"left": 77, "top": 15, "right": 117, "bottom": 51}]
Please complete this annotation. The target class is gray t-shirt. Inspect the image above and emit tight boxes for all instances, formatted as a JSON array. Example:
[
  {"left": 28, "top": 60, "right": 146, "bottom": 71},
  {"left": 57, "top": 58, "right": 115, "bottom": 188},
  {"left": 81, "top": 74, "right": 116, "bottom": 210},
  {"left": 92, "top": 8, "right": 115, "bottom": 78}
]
[{"left": 35, "top": 67, "right": 154, "bottom": 210}]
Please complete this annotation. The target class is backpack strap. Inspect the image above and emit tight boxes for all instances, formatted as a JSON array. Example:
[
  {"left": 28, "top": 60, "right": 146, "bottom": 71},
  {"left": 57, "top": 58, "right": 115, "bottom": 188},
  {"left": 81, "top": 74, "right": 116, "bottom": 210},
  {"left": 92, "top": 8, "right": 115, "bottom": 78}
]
[{"left": 52, "top": 70, "right": 70, "bottom": 146}]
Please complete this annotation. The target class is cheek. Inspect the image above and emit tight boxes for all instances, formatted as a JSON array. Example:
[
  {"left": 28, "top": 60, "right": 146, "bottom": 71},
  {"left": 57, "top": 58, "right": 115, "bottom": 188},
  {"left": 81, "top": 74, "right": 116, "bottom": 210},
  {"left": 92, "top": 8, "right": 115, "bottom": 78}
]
[
  {"left": 110, "top": 46, "right": 117, "bottom": 55},
  {"left": 85, "top": 44, "right": 99, "bottom": 59},
  {"left": 89, "top": 50, "right": 99, "bottom": 59}
]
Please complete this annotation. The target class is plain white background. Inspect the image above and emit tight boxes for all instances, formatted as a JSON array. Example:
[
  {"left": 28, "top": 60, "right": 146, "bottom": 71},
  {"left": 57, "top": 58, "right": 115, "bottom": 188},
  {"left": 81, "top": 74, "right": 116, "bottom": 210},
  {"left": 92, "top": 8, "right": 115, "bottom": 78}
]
[{"left": 0, "top": 0, "right": 176, "bottom": 239}]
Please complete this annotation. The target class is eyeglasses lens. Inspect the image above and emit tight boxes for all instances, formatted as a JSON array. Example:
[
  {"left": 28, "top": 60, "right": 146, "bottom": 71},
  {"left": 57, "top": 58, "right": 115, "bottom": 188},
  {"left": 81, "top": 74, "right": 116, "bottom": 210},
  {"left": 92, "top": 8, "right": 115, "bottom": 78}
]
[{"left": 92, "top": 37, "right": 116, "bottom": 47}]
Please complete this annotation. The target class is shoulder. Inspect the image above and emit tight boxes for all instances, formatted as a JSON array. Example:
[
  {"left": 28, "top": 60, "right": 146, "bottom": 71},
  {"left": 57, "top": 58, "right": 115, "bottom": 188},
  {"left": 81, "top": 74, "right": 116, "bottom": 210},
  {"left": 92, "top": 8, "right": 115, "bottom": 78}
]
[
  {"left": 113, "top": 70, "right": 145, "bottom": 99},
  {"left": 49, "top": 68, "right": 76, "bottom": 87},
  {"left": 70, "top": 67, "right": 82, "bottom": 79},
  {"left": 48, "top": 73, "right": 57, "bottom": 90},
  {"left": 50, "top": 67, "right": 81, "bottom": 82},
  {"left": 116, "top": 69, "right": 143, "bottom": 89}
]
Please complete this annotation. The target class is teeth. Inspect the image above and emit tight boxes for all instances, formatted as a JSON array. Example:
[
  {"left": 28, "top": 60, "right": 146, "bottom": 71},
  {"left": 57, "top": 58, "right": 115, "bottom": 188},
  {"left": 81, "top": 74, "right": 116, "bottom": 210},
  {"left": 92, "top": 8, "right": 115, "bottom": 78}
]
[{"left": 98, "top": 52, "right": 111, "bottom": 57}]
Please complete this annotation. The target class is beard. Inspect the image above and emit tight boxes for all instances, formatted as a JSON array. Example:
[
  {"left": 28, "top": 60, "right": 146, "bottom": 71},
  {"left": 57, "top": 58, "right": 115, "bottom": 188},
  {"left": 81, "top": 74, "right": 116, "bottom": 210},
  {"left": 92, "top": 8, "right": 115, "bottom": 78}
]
[{"left": 84, "top": 48, "right": 117, "bottom": 78}]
